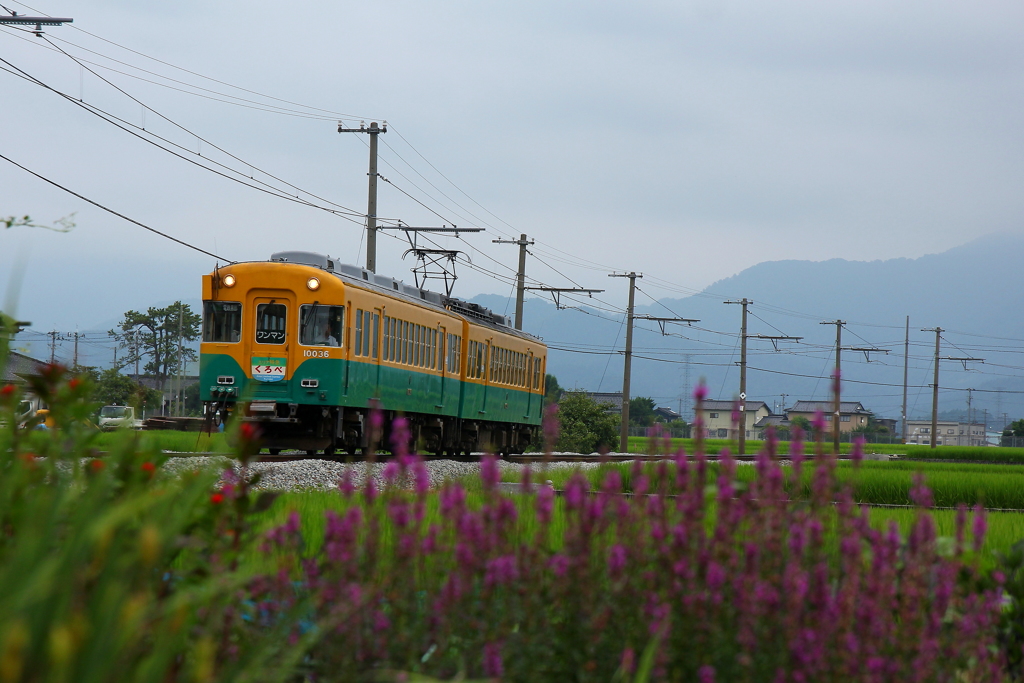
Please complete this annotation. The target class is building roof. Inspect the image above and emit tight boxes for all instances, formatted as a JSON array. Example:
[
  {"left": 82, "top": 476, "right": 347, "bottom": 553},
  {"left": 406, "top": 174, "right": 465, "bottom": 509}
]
[
  {"left": 654, "top": 406, "right": 681, "bottom": 420},
  {"left": 700, "top": 400, "right": 769, "bottom": 412},
  {"left": 754, "top": 415, "right": 790, "bottom": 429},
  {"left": 788, "top": 400, "right": 872, "bottom": 415},
  {"left": 1, "top": 351, "right": 47, "bottom": 384}
]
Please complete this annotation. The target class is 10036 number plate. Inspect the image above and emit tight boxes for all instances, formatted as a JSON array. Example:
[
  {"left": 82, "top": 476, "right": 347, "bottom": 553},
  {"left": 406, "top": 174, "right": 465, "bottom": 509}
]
[{"left": 303, "top": 349, "right": 331, "bottom": 358}]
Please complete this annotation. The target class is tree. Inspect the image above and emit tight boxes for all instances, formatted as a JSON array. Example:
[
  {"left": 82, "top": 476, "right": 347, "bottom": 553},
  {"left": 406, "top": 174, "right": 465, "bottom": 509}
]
[
  {"left": 109, "top": 302, "right": 200, "bottom": 390},
  {"left": 545, "top": 374, "right": 563, "bottom": 406},
  {"left": 789, "top": 415, "right": 812, "bottom": 434},
  {"left": 555, "top": 391, "right": 620, "bottom": 454},
  {"left": 628, "top": 396, "right": 656, "bottom": 428},
  {"left": 80, "top": 366, "right": 162, "bottom": 416}
]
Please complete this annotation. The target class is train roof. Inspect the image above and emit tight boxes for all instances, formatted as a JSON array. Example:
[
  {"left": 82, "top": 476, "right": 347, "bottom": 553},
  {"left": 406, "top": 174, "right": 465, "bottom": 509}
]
[{"left": 265, "top": 251, "right": 543, "bottom": 343}]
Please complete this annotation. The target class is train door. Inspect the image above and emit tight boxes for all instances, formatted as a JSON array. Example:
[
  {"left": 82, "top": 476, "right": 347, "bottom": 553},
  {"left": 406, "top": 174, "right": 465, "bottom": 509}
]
[{"left": 249, "top": 294, "right": 292, "bottom": 384}]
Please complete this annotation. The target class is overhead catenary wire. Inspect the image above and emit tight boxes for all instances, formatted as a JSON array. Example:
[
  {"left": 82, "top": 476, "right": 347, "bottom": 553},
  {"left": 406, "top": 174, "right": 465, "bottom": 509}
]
[{"left": 0, "top": 151, "right": 235, "bottom": 262}]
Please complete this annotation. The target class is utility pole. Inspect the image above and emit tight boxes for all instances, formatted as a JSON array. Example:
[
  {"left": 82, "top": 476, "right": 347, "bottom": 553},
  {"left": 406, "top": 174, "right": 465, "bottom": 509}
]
[
  {"left": 610, "top": 272, "right": 642, "bottom": 453},
  {"left": 779, "top": 393, "right": 789, "bottom": 415},
  {"left": 901, "top": 316, "right": 910, "bottom": 443},
  {"left": 966, "top": 388, "right": 974, "bottom": 447},
  {"left": 925, "top": 327, "right": 942, "bottom": 448},
  {"left": 176, "top": 307, "right": 184, "bottom": 417},
  {"left": 338, "top": 121, "right": 386, "bottom": 272},
  {"left": 820, "top": 320, "right": 846, "bottom": 453},
  {"left": 71, "top": 330, "right": 81, "bottom": 369},
  {"left": 726, "top": 299, "right": 751, "bottom": 456},
  {"left": 492, "top": 234, "right": 534, "bottom": 330},
  {"left": 47, "top": 329, "right": 60, "bottom": 363}
]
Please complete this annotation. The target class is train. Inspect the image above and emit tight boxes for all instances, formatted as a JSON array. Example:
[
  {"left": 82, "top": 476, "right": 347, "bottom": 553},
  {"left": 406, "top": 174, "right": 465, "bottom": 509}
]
[{"left": 199, "top": 251, "right": 547, "bottom": 457}]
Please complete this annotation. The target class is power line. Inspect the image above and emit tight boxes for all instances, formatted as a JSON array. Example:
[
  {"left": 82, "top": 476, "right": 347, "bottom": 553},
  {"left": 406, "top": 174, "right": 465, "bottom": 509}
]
[{"left": 0, "top": 152, "right": 235, "bottom": 262}]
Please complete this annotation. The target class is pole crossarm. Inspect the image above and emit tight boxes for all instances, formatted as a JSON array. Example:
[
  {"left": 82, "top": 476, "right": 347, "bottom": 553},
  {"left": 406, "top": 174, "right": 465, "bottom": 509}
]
[
  {"left": 0, "top": 15, "right": 72, "bottom": 25},
  {"left": 749, "top": 334, "right": 803, "bottom": 351},
  {"left": 523, "top": 287, "right": 604, "bottom": 309},
  {"left": 492, "top": 237, "right": 534, "bottom": 246},
  {"left": 634, "top": 315, "right": 700, "bottom": 335},
  {"left": 944, "top": 356, "right": 985, "bottom": 371},
  {"left": 843, "top": 346, "right": 890, "bottom": 362}
]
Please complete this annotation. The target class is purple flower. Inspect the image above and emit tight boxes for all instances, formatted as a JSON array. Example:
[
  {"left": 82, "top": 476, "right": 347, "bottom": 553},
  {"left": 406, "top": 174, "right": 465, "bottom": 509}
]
[
  {"left": 412, "top": 458, "right": 430, "bottom": 494},
  {"left": 483, "top": 642, "right": 503, "bottom": 678},
  {"left": 831, "top": 368, "right": 842, "bottom": 398},
  {"left": 851, "top": 436, "right": 864, "bottom": 466},
  {"left": 481, "top": 453, "right": 500, "bottom": 490},
  {"left": 440, "top": 483, "right": 466, "bottom": 515},
  {"left": 693, "top": 382, "right": 708, "bottom": 404},
  {"left": 549, "top": 553, "right": 570, "bottom": 577},
  {"left": 338, "top": 468, "right": 356, "bottom": 497},
  {"left": 382, "top": 460, "right": 400, "bottom": 484},
  {"left": 811, "top": 410, "right": 827, "bottom": 435},
  {"left": 973, "top": 503, "right": 987, "bottom": 553},
  {"left": 543, "top": 403, "right": 560, "bottom": 451},
  {"left": 484, "top": 555, "right": 519, "bottom": 587},
  {"left": 910, "top": 473, "right": 934, "bottom": 508},
  {"left": 698, "top": 664, "right": 716, "bottom": 683},
  {"left": 565, "top": 473, "right": 587, "bottom": 509},
  {"left": 608, "top": 544, "right": 627, "bottom": 576},
  {"left": 537, "top": 484, "right": 554, "bottom": 523},
  {"left": 391, "top": 416, "right": 411, "bottom": 459}
]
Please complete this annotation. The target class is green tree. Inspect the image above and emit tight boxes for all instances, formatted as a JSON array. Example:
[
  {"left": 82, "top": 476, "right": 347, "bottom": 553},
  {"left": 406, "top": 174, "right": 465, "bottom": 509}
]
[
  {"left": 556, "top": 391, "right": 620, "bottom": 454},
  {"left": 545, "top": 373, "right": 563, "bottom": 406},
  {"left": 628, "top": 396, "right": 656, "bottom": 428},
  {"left": 109, "top": 302, "right": 200, "bottom": 390},
  {"left": 789, "top": 415, "right": 812, "bottom": 434}
]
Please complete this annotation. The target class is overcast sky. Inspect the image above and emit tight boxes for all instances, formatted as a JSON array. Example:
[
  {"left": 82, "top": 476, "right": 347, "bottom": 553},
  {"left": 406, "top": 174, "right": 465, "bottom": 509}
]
[{"left": 3, "top": 0, "right": 1023, "bottom": 331}]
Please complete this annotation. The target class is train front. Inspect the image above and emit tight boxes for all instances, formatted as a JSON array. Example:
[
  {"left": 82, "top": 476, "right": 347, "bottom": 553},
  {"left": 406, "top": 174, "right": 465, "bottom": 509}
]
[{"left": 199, "top": 258, "right": 346, "bottom": 453}]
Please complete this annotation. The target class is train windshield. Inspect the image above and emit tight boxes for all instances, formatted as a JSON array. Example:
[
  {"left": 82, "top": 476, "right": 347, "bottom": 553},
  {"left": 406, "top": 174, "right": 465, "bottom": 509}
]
[
  {"left": 255, "top": 303, "right": 288, "bottom": 344},
  {"left": 300, "top": 304, "right": 344, "bottom": 347},
  {"left": 202, "top": 301, "right": 242, "bottom": 343}
]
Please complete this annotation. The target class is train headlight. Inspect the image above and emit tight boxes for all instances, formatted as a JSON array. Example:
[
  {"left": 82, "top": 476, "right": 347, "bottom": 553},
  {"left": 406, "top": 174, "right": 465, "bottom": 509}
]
[
  {"left": 306, "top": 277, "right": 320, "bottom": 291},
  {"left": 222, "top": 274, "right": 236, "bottom": 288}
]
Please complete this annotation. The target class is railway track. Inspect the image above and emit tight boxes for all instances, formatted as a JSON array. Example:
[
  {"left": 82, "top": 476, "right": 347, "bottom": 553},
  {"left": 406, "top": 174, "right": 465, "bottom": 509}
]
[{"left": 163, "top": 451, "right": 842, "bottom": 464}]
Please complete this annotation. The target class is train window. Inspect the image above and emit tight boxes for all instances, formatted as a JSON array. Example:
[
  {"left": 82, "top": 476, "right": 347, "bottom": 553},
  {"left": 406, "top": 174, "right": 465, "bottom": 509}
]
[
  {"left": 203, "top": 301, "right": 242, "bottom": 343},
  {"left": 383, "top": 317, "right": 390, "bottom": 360},
  {"left": 402, "top": 321, "right": 410, "bottom": 365},
  {"left": 255, "top": 303, "right": 287, "bottom": 344},
  {"left": 372, "top": 313, "right": 379, "bottom": 359},
  {"left": 534, "top": 356, "right": 543, "bottom": 390},
  {"left": 299, "top": 304, "right": 343, "bottom": 347},
  {"left": 355, "top": 309, "right": 364, "bottom": 356}
]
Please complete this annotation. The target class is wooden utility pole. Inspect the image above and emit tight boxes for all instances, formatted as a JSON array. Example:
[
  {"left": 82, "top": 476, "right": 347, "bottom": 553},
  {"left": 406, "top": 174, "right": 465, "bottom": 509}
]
[
  {"left": 820, "top": 320, "right": 846, "bottom": 453},
  {"left": 610, "top": 272, "right": 642, "bottom": 453},
  {"left": 338, "top": 121, "right": 386, "bottom": 272},
  {"left": 492, "top": 234, "right": 534, "bottom": 330}
]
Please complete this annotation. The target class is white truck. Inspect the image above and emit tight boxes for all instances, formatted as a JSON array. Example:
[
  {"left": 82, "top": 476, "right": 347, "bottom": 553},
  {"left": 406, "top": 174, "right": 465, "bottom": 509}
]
[{"left": 98, "top": 405, "right": 144, "bottom": 430}]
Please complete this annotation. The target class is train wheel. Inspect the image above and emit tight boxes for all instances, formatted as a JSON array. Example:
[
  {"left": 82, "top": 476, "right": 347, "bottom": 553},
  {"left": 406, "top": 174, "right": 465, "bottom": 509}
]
[
  {"left": 323, "top": 446, "right": 336, "bottom": 458},
  {"left": 305, "top": 450, "right": 316, "bottom": 457},
  {"left": 268, "top": 448, "right": 281, "bottom": 456}
]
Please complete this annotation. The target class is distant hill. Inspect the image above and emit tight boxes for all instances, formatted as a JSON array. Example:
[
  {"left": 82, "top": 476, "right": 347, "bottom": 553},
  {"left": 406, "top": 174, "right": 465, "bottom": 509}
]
[{"left": 473, "top": 233, "right": 1024, "bottom": 426}]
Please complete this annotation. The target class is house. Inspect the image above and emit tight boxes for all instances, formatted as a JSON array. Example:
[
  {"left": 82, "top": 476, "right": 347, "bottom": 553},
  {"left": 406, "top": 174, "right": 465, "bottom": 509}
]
[
  {"left": 1, "top": 350, "right": 48, "bottom": 387},
  {"left": 653, "top": 406, "right": 682, "bottom": 422},
  {"left": 753, "top": 414, "right": 790, "bottom": 438},
  {"left": 785, "top": 400, "right": 872, "bottom": 433},
  {"left": 906, "top": 420, "right": 987, "bottom": 447},
  {"left": 696, "top": 399, "right": 772, "bottom": 439}
]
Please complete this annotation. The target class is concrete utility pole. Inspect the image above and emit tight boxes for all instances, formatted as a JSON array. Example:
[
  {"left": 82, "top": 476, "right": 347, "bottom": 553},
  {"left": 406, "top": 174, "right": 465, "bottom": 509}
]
[
  {"left": 176, "top": 306, "right": 184, "bottom": 417},
  {"left": 47, "top": 329, "right": 60, "bottom": 363},
  {"left": 338, "top": 121, "right": 386, "bottom": 272},
  {"left": 925, "top": 327, "right": 942, "bottom": 448},
  {"left": 72, "top": 330, "right": 81, "bottom": 369},
  {"left": 610, "top": 272, "right": 642, "bottom": 454},
  {"left": 919, "top": 328, "right": 983, "bottom": 448},
  {"left": 726, "top": 299, "right": 751, "bottom": 456},
  {"left": 820, "top": 320, "right": 846, "bottom": 453},
  {"left": 902, "top": 316, "right": 910, "bottom": 443},
  {"left": 492, "top": 234, "right": 534, "bottom": 330},
  {"left": 966, "top": 388, "right": 974, "bottom": 447}
]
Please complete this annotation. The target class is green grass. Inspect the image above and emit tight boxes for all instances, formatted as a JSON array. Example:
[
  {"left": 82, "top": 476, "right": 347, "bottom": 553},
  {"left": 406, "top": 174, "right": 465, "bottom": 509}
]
[
  {"left": 504, "top": 459, "right": 1024, "bottom": 510},
  {"left": 626, "top": 436, "right": 1024, "bottom": 462},
  {"left": 91, "top": 429, "right": 231, "bottom": 453},
  {"left": 253, "top": 487, "right": 1024, "bottom": 573}
]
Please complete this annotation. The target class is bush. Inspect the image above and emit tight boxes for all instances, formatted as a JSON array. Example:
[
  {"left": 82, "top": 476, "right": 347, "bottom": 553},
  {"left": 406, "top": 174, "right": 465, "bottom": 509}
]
[{"left": 553, "top": 391, "right": 620, "bottom": 453}]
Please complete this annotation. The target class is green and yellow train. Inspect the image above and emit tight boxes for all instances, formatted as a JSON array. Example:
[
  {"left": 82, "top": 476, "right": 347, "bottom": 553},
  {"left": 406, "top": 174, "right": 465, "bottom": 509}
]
[{"left": 200, "top": 251, "right": 547, "bottom": 456}]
